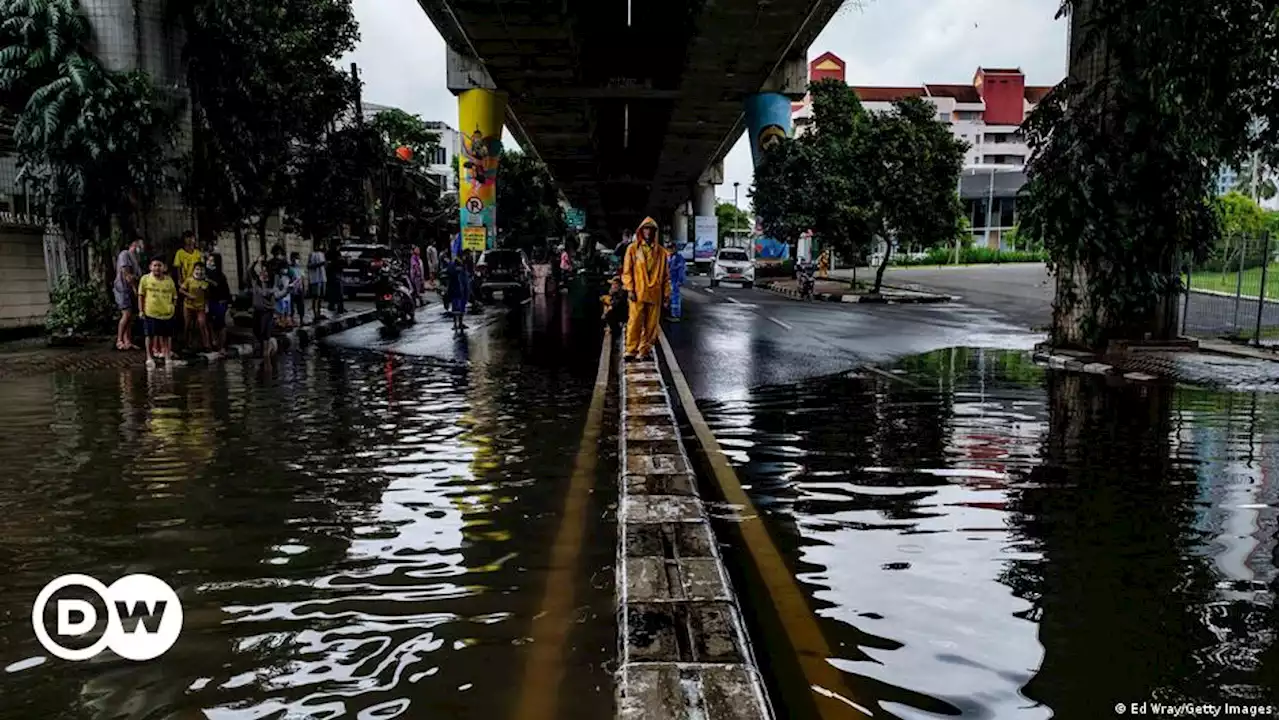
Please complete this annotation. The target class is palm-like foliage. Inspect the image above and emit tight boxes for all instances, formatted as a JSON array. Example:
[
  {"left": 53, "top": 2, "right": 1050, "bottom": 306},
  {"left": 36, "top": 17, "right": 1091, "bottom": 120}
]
[{"left": 1, "top": 0, "right": 178, "bottom": 259}]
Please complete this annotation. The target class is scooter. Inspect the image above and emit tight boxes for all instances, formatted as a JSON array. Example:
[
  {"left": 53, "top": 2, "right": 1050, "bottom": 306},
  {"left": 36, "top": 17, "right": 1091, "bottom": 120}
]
[
  {"left": 374, "top": 263, "right": 416, "bottom": 328},
  {"left": 797, "top": 263, "right": 816, "bottom": 300}
]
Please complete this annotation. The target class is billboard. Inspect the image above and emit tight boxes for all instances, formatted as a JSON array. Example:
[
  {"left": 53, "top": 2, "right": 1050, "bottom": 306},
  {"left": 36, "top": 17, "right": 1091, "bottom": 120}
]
[{"left": 694, "top": 216, "right": 717, "bottom": 261}]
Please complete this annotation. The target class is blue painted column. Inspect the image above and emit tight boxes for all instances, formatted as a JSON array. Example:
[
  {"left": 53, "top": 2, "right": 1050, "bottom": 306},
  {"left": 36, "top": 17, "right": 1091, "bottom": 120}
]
[{"left": 744, "top": 92, "right": 793, "bottom": 167}]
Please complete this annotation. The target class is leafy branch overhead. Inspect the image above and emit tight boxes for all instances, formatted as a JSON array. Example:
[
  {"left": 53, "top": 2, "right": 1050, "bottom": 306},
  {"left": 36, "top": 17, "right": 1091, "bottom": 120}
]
[
  {"left": 0, "top": 0, "right": 180, "bottom": 247},
  {"left": 1019, "top": 0, "right": 1278, "bottom": 348}
]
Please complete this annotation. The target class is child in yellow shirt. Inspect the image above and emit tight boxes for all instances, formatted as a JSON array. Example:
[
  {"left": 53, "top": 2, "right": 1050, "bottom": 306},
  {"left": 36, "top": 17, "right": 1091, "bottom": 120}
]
[
  {"left": 138, "top": 258, "right": 177, "bottom": 366},
  {"left": 180, "top": 262, "right": 211, "bottom": 350}
]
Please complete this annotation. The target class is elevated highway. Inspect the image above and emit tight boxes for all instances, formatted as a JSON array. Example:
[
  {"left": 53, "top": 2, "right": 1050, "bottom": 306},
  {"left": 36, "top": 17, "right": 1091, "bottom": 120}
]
[{"left": 416, "top": 0, "right": 844, "bottom": 241}]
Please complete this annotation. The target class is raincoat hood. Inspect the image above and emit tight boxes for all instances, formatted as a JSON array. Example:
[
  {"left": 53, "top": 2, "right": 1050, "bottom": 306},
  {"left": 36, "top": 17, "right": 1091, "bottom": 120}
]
[{"left": 635, "top": 217, "right": 659, "bottom": 242}]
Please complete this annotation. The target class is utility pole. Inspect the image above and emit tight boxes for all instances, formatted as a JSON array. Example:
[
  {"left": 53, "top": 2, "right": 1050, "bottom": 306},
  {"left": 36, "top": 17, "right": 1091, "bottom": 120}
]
[
  {"left": 955, "top": 170, "right": 965, "bottom": 264},
  {"left": 733, "top": 182, "right": 741, "bottom": 240},
  {"left": 985, "top": 168, "right": 996, "bottom": 249}
]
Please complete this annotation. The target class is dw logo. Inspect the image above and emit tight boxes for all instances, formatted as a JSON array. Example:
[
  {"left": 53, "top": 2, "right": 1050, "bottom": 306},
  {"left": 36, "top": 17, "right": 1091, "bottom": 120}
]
[{"left": 31, "top": 574, "right": 183, "bottom": 661}]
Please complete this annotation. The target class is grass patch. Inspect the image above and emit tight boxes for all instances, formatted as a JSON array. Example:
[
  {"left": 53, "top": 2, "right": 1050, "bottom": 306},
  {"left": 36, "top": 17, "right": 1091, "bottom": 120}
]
[{"left": 1189, "top": 264, "right": 1278, "bottom": 300}]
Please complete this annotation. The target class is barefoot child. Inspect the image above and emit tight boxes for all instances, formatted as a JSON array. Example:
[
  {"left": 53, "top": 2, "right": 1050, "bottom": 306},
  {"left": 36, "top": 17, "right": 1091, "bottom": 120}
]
[
  {"left": 180, "top": 263, "right": 211, "bottom": 351},
  {"left": 138, "top": 258, "right": 177, "bottom": 366}
]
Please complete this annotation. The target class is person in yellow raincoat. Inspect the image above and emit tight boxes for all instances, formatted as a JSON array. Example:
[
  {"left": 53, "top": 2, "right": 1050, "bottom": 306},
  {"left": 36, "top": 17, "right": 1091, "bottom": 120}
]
[{"left": 622, "top": 217, "right": 670, "bottom": 360}]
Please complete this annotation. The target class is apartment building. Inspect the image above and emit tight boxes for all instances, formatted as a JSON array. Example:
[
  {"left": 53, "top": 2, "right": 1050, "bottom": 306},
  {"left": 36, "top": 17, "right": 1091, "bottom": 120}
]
[{"left": 792, "top": 52, "right": 1057, "bottom": 249}]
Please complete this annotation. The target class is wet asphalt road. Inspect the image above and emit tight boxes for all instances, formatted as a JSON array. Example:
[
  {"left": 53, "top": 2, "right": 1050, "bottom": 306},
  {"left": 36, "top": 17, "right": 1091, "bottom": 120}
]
[
  {"left": 665, "top": 276, "right": 1042, "bottom": 400},
  {"left": 879, "top": 263, "right": 1279, "bottom": 337}
]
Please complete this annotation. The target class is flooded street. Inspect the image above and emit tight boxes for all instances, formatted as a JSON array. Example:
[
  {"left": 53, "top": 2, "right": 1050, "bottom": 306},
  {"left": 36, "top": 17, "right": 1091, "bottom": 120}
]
[
  {"left": 700, "top": 349, "right": 1278, "bottom": 719},
  {"left": 0, "top": 303, "right": 616, "bottom": 719}
]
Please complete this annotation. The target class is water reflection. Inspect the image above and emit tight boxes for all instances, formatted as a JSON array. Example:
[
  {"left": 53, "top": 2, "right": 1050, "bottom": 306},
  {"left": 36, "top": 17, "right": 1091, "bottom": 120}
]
[
  {"left": 700, "top": 348, "right": 1278, "bottom": 719},
  {"left": 0, "top": 326, "right": 614, "bottom": 719}
]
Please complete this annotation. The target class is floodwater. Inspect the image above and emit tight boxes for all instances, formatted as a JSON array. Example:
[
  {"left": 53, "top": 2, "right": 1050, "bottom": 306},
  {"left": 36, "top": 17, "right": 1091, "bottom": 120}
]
[
  {"left": 700, "top": 348, "right": 1278, "bottom": 720},
  {"left": 0, "top": 303, "right": 616, "bottom": 720}
]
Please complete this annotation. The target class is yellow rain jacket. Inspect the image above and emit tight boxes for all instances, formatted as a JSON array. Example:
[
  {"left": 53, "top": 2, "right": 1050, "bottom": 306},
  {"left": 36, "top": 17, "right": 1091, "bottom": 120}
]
[{"left": 623, "top": 217, "right": 670, "bottom": 305}]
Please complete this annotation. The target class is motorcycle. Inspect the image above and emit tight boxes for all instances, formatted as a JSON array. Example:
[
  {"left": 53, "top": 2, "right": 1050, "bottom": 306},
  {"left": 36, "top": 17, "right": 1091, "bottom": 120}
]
[
  {"left": 797, "top": 263, "right": 816, "bottom": 300},
  {"left": 373, "top": 260, "right": 416, "bottom": 328}
]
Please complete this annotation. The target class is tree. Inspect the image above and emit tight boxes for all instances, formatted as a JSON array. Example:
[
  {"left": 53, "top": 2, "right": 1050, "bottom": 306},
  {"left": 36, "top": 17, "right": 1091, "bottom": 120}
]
[
  {"left": 1231, "top": 156, "right": 1278, "bottom": 201},
  {"left": 1019, "top": 0, "right": 1277, "bottom": 350},
  {"left": 753, "top": 79, "right": 875, "bottom": 269},
  {"left": 867, "top": 97, "right": 966, "bottom": 293},
  {"left": 1, "top": 0, "right": 179, "bottom": 278},
  {"left": 753, "top": 81, "right": 964, "bottom": 292},
  {"left": 496, "top": 148, "right": 565, "bottom": 254},
  {"left": 175, "top": 0, "right": 359, "bottom": 275},
  {"left": 716, "top": 202, "right": 750, "bottom": 241}
]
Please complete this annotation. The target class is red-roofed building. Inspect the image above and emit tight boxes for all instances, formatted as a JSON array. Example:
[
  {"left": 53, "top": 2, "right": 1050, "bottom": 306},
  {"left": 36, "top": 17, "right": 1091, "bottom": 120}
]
[
  {"left": 791, "top": 53, "right": 1060, "bottom": 248},
  {"left": 793, "top": 53, "right": 1056, "bottom": 172}
]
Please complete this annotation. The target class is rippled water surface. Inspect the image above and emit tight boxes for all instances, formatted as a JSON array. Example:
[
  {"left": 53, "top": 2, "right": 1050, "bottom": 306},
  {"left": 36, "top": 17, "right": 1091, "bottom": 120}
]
[
  {"left": 0, "top": 317, "right": 615, "bottom": 720},
  {"left": 700, "top": 348, "right": 1278, "bottom": 720}
]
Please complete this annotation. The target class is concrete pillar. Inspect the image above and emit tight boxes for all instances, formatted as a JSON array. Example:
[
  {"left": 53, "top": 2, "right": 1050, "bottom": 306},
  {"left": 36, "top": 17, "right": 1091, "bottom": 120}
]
[
  {"left": 448, "top": 50, "right": 506, "bottom": 253},
  {"left": 749, "top": 51, "right": 806, "bottom": 167},
  {"left": 671, "top": 204, "right": 689, "bottom": 250}
]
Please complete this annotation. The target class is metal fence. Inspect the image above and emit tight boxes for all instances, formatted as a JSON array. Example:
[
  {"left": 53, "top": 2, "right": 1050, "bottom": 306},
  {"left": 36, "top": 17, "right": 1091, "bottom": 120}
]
[{"left": 1180, "top": 233, "right": 1278, "bottom": 345}]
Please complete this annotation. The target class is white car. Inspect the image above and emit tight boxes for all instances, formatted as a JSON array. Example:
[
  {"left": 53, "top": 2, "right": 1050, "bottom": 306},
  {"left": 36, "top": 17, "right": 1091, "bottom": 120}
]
[{"left": 710, "top": 248, "right": 755, "bottom": 288}]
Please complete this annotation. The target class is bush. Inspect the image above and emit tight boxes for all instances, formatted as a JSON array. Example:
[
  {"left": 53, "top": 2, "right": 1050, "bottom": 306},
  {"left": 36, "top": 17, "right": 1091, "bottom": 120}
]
[
  {"left": 893, "top": 246, "right": 1047, "bottom": 266},
  {"left": 46, "top": 276, "right": 116, "bottom": 336}
]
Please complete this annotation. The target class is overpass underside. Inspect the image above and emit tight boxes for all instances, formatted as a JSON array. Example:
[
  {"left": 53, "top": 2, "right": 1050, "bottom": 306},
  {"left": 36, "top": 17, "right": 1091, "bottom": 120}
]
[{"left": 418, "top": 0, "right": 842, "bottom": 238}]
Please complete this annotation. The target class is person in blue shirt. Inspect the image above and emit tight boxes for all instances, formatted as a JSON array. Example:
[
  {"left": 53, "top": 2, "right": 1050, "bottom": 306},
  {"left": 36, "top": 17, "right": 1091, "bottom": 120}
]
[{"left": 667, "top": 243, "right": 687, "bottom": 321}]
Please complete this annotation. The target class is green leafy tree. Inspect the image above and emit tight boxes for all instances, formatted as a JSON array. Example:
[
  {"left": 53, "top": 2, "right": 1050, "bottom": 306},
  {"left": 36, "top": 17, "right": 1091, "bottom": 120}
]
[
  {"left": 753, "top": 82, "right": 963, "bottom": 292},
  {"left": 868, "top": 96, "right": 966, "bottom": 293},
  {"left": 496, "top": 148, "right": 565, "bottom": 254},
  {"left": 716, "top": 202, "right": 750, "bottom": 242},
  {"left": 176, "top": 0, "right": 358, "bottom": 273},
  {"left": 753, "top": 79, "right": 875, "bottom": 269},
  {"left": 1230, "top": 156, "right": 1278, "bottom": 201},
  {"left": 1, "top": 0, "right": 178, "bottom": 279},
  {"left": 1019, "top": 0, "right": 1277, "bottom": 350}
]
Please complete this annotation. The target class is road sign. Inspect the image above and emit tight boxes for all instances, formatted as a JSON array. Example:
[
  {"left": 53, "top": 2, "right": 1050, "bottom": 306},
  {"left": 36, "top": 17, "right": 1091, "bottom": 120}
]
[{"left": 565, "top": 207, "right": 585, "bottom": 231}]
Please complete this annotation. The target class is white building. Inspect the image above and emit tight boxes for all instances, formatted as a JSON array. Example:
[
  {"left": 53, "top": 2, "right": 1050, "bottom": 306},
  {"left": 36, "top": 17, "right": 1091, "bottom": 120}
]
[{"left": 422, "top": 120, "right": 461, "bottom": 195}]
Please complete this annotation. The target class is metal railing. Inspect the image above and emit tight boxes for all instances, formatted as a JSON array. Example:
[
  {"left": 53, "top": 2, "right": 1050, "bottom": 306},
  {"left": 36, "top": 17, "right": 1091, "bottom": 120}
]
[{"left": 1180, "top": 233, "right": 1278, "bottom": 346}]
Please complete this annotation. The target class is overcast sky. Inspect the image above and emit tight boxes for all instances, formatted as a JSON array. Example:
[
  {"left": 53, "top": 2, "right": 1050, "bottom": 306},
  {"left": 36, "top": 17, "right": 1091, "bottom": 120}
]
[{"left": 342, "top": 0, "right": 1069, "bottom": 210}]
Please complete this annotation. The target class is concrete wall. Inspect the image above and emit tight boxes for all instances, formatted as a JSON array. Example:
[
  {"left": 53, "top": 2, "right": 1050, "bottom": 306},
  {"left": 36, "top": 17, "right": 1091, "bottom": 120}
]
[
  {"left": 205, "top": 226, "right": 323, "bottom": 293},
  {"left": 0, "top": 226, "right": 51, "bottom": 329}
]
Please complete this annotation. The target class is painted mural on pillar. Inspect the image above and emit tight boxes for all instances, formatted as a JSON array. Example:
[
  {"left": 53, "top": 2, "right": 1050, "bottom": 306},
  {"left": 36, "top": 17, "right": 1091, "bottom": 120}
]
[
  {"left": 744, "top": 92, "right": 792, "bottom": 167},
  {"left": 457, "top": 88, "right": 506, "bottom": 251}
]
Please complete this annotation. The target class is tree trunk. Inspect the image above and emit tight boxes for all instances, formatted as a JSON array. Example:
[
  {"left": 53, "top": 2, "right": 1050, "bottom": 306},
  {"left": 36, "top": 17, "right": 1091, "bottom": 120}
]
[
  {"left": 257, "top": 215, "right": 269, "bottom": 258},
  {"left": 233, "top": 225, "right": 247, "bottom": 291},
  {"left": 1050, "top": 0, "right": 1181, "bottom": 351},
  {"left": 872, "top": 237, "right": 893, "bottom": 294}
]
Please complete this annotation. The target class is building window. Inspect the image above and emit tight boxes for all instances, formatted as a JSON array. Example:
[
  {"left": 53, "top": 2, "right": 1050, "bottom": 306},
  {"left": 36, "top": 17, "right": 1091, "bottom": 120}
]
[
  {"left": 954, "top": 110, "right": 982, "bottom": 121},
  {"left": 937, "top": 113, "right": 949, "bottom": 122}
]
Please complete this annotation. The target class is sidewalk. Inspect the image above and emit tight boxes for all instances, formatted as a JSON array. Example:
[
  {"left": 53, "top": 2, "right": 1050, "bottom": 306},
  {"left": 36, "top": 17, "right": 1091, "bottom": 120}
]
[
  {"left": 0, "top": 302, "right": 375, "bottom": 380},
  {"left": 764, "top": 276, "right": 951, "bottom": 304},
  {"left": 1032, "top": 341, "right": 1277, "bottom": 390}
]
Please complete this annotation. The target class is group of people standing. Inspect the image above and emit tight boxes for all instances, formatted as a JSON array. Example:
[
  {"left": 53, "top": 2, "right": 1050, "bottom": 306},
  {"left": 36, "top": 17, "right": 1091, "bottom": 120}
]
[{"left": 114, "top": 231, "right": 234, "bottom": 367}]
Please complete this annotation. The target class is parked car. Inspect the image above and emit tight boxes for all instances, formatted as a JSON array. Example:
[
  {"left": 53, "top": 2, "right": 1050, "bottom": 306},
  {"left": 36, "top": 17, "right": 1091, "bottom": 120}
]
[
  {"left": 710, "top": 247, "right": 755, "bottom": 288},
  {"left": 338, "top": 243, "right": 390, "bottom": 298},
  {"left": 476, "top": 248, "right": 532, "bottom": 301}
]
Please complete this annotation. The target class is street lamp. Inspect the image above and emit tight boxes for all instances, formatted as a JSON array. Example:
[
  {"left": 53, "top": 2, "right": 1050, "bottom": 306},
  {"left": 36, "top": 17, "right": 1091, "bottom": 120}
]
[{"left": 732, "top": 181, "right": 741, "bottom": 239}]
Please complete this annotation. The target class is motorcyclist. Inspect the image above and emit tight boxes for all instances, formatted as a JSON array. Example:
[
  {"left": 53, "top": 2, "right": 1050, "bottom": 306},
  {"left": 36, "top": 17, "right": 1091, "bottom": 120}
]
[{"left": 795, "top": 256, "right": 816, "bottom": 298}]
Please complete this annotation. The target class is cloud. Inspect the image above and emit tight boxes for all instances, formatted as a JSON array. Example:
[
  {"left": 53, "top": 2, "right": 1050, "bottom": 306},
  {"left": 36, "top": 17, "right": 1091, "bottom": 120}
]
[{"left": 345, "top": 0, "right": 1068, "bottom": 210}]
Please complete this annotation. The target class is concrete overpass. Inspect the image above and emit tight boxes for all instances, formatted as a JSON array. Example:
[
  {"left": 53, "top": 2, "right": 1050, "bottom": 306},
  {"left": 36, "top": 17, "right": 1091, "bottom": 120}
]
[{"left": 415, "top": 0, "right": 845, "bottom": 247}]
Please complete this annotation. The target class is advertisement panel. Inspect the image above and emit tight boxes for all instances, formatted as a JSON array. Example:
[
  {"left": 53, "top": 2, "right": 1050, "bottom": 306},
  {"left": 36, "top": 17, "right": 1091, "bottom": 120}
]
[
  {"left": 744, "top": 92, "right": 793, "bottom": 167},
  {"left": 754, "top": 236, "right": 790, "bottom": 261},
  {"left": 694, "top": 216, "right": 718, "bottom": 261},
  {"left": 457, "top": 88, "right": 507, "bottom": 250}
]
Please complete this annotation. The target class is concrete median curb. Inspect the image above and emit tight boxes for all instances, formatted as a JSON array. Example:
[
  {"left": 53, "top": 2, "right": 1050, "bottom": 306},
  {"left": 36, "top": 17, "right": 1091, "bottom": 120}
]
[
  {"left": 763, "top": 281, "right": 952, "bottom": 305},
  {"left": 1031, "top": 345, "right": 1159, "bottom": 384},
  {"left": 615, "top": 341, "right": 772, "bottom": 720},
  {"left": 193, "top": 309, "right": 378, "bottom": 364}
]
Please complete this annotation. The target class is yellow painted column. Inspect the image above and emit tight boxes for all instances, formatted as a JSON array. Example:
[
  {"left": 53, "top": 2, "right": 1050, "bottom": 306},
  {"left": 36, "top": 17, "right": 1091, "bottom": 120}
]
[{"left": 457, "top": 88, "right": 507, "bottom": 252}]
